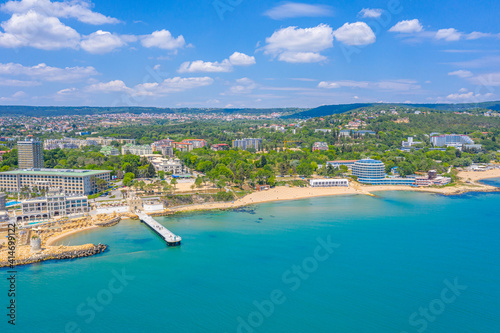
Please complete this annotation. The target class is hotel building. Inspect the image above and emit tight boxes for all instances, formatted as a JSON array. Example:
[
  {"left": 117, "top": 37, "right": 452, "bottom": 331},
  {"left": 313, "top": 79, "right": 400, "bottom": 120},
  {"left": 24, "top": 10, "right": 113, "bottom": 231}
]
[
  {"left": 431, "top": 134, "right": 474, "bottom": 148},
  {"left": 121, "top": 144, "right": 153, "bottom": 156},
  {"left": 15, "top": 193, "right": 89, "bottom": 224},
  {"left": 18, "top": 139, "right": 44, "bottom": 169},
  {"left": 0, "top": 169, "right": 111, "bottom": 195},
  {"left": 352, "top": 159, "right": 415, "bottom": 185}
]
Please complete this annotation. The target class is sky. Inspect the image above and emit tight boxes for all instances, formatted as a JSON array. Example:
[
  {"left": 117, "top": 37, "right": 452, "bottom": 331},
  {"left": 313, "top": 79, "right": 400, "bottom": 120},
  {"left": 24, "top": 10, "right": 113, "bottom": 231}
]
[{"left": 0, "top": 0, "right": 499, "bottom": 108}]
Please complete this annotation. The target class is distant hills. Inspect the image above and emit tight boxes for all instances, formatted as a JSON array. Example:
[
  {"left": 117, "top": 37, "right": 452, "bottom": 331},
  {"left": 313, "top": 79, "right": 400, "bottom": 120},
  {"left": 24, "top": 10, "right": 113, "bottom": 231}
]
[
  {"left": 0, "top": 101, "right": 499, "bottom": 118},
  {"left": 286, "top": 101, "right": 500, "bottom": 118},
  {"left": 0, "top": 106, "right": 300, "bottom": 117}
]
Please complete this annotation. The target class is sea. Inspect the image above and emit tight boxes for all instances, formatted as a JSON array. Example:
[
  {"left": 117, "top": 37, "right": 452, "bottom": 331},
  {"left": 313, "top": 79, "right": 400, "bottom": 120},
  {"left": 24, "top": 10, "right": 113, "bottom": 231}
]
[{"left": 2, "top": 178, "right": 500, "bottom": 333}]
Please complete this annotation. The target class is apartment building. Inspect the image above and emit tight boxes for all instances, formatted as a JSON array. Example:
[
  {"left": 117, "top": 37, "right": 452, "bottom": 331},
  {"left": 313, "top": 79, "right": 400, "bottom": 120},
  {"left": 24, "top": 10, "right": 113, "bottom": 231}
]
[{"left": 18, "top": 139, "right": 44, "bottom": 169}]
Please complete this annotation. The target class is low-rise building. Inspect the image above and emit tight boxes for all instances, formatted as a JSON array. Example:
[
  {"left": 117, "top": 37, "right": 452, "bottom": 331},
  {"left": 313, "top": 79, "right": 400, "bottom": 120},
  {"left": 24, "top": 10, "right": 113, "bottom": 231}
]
[
  {"left": 15, "top": 193, "right": 89, "bottom": 224},
  {"left": 181, "top": 139, "right": 207, "bottom": 149},
  {"left": 121, "top": 144, "right": 153, "bottom": 156},
  {"left": 310, "top": 179, "right": 349, "bottom": 187},
  {"left": 312, "top": 142, "right": 329, "bottom": 152},
  {"left": 211, "top": 144, "right": 230, "bottom": 151},
  {"left": 172, "top": 142, "right": 193, "bottom": 152},
  {"left": 147, "top": 156, "right": 186, "bottom": 174},
  {"left": 87, "top": 137, "right": 136, "bottom": 146},
  {"left": 326, "top": 160, "right": 358, "bottom": 170},
  {"left": 100, "top": 146, "right": 120, "bottom": 156}
]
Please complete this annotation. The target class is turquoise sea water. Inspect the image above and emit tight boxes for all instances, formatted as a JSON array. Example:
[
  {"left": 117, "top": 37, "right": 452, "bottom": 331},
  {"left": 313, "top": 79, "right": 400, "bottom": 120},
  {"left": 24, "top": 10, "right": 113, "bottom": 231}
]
[{"left": 2, "top": 181, "right": 500, "bottom": 333}]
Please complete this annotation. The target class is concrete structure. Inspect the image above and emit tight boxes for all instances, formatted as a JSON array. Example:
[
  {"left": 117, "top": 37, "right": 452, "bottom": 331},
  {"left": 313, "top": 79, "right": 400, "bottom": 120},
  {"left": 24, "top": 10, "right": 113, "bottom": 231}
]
[
  {"left": 147, "top": 156, "right": 186, "bottom": 174},
  {"left": 431, "top": 134, "right": 474, "bottom": 148},
  {"left": 312, "top": 142, "right": 328, "bottom": 152},
  {"left": 0, "top": 169, "right": 111, "bottom": 195},
  {"left": 181, "top": 139, "right": 207, "bottom": 149},
  {"left": 352, "top": 159, "right": 386, "bottom": 182},
  {"left": 100, "top": 146, "right": 120, "bottom": 156},
  {"left": 310, "top": 179, "right": 349, "bottom": 187},
  {"left": 172, "top": 142, "right": 193, "bottom": 152},
  {"left": 87, "top": 137, "right": 136, "bottom": 146},
  {"left": 121, "top": 144, "right": 153, "bottom": 156},
  {"left": 233, "top": 138, "right": 262, "bottom": 151},
  {"left": 18, "top": 139, "right": 44, "bottom": 169},
  {"left": 15, "top": 193, "right": 89, "bottom": 223},
  {"left": 137, "top": 211, "right": 181, "bottom": 246},
  {"left": 44, "top": 138, "right": 97, "bottom": 150},
  {"left": 402, "top": 137, "right": 422, "bottom": 148}
]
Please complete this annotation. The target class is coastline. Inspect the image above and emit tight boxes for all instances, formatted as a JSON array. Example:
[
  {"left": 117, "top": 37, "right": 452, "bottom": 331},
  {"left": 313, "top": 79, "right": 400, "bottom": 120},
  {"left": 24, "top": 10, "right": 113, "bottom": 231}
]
[
  {"left": 12, "top": 170, "right": 499, "bottom": 248},
  {"left": 45, "top": 225, "right": 99, "bottom": 246}
]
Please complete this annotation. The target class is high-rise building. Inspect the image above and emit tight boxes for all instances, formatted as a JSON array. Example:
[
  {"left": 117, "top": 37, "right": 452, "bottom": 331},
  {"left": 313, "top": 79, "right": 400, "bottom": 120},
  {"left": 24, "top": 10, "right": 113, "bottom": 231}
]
[
  {"left": 232, "top": 138, "right": 262, "bottom": 151},
  {"left": 18, "top": 139, "right": 44, "bottom": 169}
]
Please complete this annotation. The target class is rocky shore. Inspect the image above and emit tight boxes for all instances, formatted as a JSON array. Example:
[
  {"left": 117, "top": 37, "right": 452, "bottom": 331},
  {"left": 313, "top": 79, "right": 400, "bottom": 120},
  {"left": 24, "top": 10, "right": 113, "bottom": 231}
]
[{"left": 0, "top": 243, "right": 107, "bottom": 268}]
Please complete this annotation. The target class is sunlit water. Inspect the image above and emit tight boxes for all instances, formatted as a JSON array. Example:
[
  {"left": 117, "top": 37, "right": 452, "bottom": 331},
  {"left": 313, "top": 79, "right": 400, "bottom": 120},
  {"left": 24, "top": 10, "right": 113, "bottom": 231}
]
[{"left": 2, "top": 180, "right": 500, "bottom": 332}]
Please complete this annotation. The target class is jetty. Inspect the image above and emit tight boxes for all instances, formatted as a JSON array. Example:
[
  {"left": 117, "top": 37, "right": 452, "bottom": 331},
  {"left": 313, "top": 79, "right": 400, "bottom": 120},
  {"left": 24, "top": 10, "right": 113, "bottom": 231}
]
[{"left": 136, "top": 211, "right": 182, "bottom": 246}]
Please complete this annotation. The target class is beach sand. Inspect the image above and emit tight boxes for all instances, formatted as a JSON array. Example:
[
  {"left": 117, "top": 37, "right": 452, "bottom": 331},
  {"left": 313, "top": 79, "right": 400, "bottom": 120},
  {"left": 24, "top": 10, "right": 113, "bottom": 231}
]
[{"left": 45, "top": 226, "right": 99, "bottom": 246}]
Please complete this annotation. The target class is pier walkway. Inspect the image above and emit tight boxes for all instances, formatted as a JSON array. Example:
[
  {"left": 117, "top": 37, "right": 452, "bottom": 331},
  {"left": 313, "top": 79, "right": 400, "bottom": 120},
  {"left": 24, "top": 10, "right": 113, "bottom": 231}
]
[{"left": 136, "top": 211, "right": 181, "bottom": 246}]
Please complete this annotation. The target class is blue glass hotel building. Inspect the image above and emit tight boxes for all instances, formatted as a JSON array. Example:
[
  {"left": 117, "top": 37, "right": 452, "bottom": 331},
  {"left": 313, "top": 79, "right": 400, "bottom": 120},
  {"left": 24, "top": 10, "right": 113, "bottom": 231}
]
[{"left": 352, "top": 159, "right": 415, "bottom": 185}]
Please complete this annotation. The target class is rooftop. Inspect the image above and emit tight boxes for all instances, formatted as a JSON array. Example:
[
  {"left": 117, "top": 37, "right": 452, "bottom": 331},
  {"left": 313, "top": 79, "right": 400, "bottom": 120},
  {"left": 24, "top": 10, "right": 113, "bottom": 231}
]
[{"left": 1, "top": 168, "right": 111, "bottom": 177}]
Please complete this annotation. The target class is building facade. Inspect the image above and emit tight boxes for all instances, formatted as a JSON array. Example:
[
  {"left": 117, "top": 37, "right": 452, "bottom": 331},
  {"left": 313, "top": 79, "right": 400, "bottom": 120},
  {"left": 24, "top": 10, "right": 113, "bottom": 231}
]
[
  {"left": 15, "top": 193, "right": 89, "bottom": 224},
  {"left": 312, "top": 142, "right": 329, "bottom": 152},
  {"left": 18, "top": 139, "right": 44, "bottom": 169},
  {"left": 310, "top": 179, "right": 349, "bottom": 187},
  {"left": 233, "top": 138, "right": 262, "bottom": 151},
  {"left": 100, "top": 146, "right": 120, "bottom": 156},
  {"left": 352, "top": 159, "right": 386, "bottom": 182},
  {"left": 182, "top": 139, "right": 207, "bottom": 149},
  {"left": 431, "top": 134, "right": 474, "bottom": 147},
  {"left": 121, "top": 144, "right": 153, "bottom": 156},
  {"left": 0, "top": 169, "right": 111, "bottom": 195}
]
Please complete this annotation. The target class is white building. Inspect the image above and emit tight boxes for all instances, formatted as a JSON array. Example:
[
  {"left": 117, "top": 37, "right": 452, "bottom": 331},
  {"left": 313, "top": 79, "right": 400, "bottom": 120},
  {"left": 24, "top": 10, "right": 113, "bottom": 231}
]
[
  {"left": 122, "top": 144, "right": 153, "bottom": 156},
  {"left": 310, "top": 179, "right": 349, "bottom": 187},
  {"left": 15, "top": 193, "right": 89, "bottom": 224}
]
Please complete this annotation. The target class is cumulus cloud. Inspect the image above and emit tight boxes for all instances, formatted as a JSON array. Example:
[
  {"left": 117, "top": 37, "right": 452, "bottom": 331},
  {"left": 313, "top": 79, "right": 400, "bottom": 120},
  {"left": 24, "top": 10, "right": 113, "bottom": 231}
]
[
  {"left": 278, "top": 52, "right": 326, "bottom": 63},
  {"left": 86, "top": 80, "right": 133, "bottom": 93},
  {"left": 262, "top": 24, "right": 333, "bottom": 63},
  {"left": 358, "top": 8, "right": 383, "bottom": 18},
  {"left": 0, "top": 62, "right": 98, "bottom": 81},
  {"left": 448, "top": 70, "right": 473, "bottom": 78},
  {"left": 80, "top": 30, "right": 125, "bottom": 54},
  {"left": 446, "top": 88, "right": 494, "bottom": 101},
  {"left": 178, "top": 52, "right": 255, "bottom": 73},
  {"left": 389, "top": 19, "right": 423, "bottom": 33},
  {"left": 140, "top": 29, "right": 185, "bottom": 50},
  {"left": 318, "top": 79, "right": 421, "bottom": 91},
  {"left": 435, "top": 28, "right": 462, "bottom": 41},
  {"left": 1, "top": 0, "right": 120, "bottom": 25},
  {"left": 263, "top": 2, "right": 333, "bottom": 20},
  {"left": 228, "top": 52, "right": 256, "bottom": 66},
  {"left": 0, "top": 10, "right": 80, "bottom": 49},
  {"left": 333, "top": 22, "right": 376, "bottom": 46}
]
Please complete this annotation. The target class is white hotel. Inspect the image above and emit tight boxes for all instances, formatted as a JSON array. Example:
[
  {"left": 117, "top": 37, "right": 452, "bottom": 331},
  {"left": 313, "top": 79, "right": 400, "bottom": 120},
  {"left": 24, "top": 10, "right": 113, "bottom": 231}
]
[
  {"left": 0, "top": 169, "right": 111, "bottom": 195},
  {"left": 310, "top": 179, "right": 349, "bottom": 187}
]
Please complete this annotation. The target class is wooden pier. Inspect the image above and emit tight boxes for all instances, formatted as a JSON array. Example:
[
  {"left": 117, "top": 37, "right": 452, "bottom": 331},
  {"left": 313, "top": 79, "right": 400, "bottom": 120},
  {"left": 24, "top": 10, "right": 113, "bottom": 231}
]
[{"left": 136, "top": 212, "right": 181, "bottom": 246}]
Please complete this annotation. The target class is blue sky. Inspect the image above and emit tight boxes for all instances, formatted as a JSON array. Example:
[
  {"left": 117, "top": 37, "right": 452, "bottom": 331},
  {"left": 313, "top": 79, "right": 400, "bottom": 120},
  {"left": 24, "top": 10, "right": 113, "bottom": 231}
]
[{"left": 0, "top": 0, "right": 499, "bottom": 108}]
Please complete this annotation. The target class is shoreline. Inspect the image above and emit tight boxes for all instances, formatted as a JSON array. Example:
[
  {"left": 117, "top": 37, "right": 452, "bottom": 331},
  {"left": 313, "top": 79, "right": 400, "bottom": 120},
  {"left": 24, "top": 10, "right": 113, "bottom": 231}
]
[
  {"left": 16, "top": 171, "right": 500, "bottom": 246},
  {"left": 45, "top": 225, "right": 99, "bottom": 246}
]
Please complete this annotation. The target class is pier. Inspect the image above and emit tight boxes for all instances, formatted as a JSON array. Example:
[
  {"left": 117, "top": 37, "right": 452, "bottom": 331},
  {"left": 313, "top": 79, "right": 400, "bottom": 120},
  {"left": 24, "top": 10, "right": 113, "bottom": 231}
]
[{"left": 136, "top": 211, "right": 181, "bottom": 246}]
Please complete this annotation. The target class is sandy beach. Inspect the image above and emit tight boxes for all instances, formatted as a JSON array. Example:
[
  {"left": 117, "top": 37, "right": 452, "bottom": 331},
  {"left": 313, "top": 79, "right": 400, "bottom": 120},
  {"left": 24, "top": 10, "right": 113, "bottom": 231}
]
[
  {"left": 173, "top": 169, "right": 500, "bottom": 213},
  {"left": 45, "top": 226, "right": 99, "bottom": 246}
]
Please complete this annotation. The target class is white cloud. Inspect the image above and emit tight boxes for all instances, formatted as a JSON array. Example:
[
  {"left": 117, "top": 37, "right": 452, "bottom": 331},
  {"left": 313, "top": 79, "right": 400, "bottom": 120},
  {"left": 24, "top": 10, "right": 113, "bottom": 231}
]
[
  {"left": 448, "top": 70, "right": 473, "bottom": 78},
  {"left": 262, "top": 24, "right": 333, "bottom": 63},
  {"left": 57, "top": 87, "right": 78, "bottom": 95},
  {"left": 86, "top": 80, "right": 132, "bottom": 93},
  {"left": 0, "top": 77, "right": 39, "bottom": 86},
  {"left": 179, "top": 52, "right": 255, "bottom": 73},
  {"left": 465, "top": 31, "right": 493, "bottom": 40},
  {"left": 0, "top": 62, "right": 98, "bottom": 81},
  {"left": 0, "top": 10, "right": 80, "bottom": 49},
  {"left": 435, "top": 28, "right": 461, "bottom": 42},
  {"left": 1, "top": 0, "right": 120, "bottom": 25},
  {"left": 140, "top": 29, "right": 185, "bottom": 50},
  {"left": 333, "top": 22, "right": 376, "bottom": 46},
  {"left": 318, "top": 79, "right": 421, "bottom": 91},
  {"left": 359, "top": 8, "right": 383, "bottom": 18},
  {"left": 278, "top": 52, "right": 326, "bottom": 63},
  {"left": 446, "top": 89, "right": 493, "bottom": 101},
  {"left": 80, "top": 30, "right": 125, "bottom": 54},
  {"left": 134, "top": 77, "right": 214, "bottom": 95},
  {"left": 263, "top": 3, "right": 333, "bottom": 20},
  {"left": 228, "top": 77, "right": 257, "bottom": 94},
  {"left": 178, "top": 60, "right": 232, "bottom": 73},
  {"left": 389, "top": 19, "right": 423, "bottom": 33},
  {"left": 228, "top": 52, "right": 256, "bottom": 66}
]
